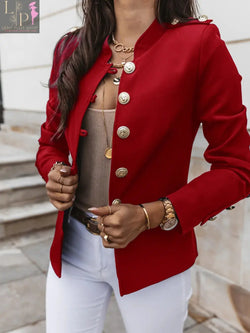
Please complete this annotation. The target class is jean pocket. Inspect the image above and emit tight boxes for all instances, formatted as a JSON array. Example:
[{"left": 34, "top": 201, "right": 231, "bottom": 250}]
[{"left": 62, "top": 215, "right": 102, "bottom": 273}]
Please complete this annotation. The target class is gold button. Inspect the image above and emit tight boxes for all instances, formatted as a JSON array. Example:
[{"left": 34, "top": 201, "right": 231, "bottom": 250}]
[
  {"left": 118, "top": 92, "right": 130, "bottom": 105},
  {"left": 115, "top": 167, "right": 128, "bottom": 178},
  {"left": 198, "top": 15, "right": 208, "bottom": 22},
  {"left": 124, "top": 62, "right": 136, "bottom": 74},
  {"left": 112, "top": 199, "right": 121, "bottom": 205},
  {"left": 117, "top": 126, "right": 130, "bottom": 139},
  {"left": 171, "top": 18, "right": 179, "bottom": 25},
  {"left": 69, "top": 26, "right": 80, "bottom": 32}
]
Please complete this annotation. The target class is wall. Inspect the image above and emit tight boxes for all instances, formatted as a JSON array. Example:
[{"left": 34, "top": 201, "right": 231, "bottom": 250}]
[
  {"left": 189, "top": 2, "right": 250, "bottom": 332},
  {"left": 198, "top": 0, "right": 250, "bottom": 129},
  {"left": 0, "top": 1, "right": 82, "bottom": 133}
]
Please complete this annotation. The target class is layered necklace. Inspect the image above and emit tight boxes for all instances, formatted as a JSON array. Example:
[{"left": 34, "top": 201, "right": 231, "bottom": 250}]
[
  {"left": 102, "top": 34, "right": 135, "bottom": 159},
  {"left": 110, "top": 33, "right": 134, "bottom": 86}
]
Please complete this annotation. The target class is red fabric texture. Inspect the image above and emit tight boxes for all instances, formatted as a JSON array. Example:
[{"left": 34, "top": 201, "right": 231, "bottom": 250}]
[{"left": 35, "top": 18, "right": 250, "bottom": 296}]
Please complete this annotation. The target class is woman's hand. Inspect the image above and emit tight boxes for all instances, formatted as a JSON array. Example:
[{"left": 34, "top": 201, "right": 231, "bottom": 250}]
[
  {"left": 89, "top": 201, "right": 165, "bottom": 248},
  {"left": 46, "top": 164, "right": 78, "bottom": 211},
  {"left": 89, "top": 204, "right": 147, "bottom": 249},
  {"left": 89, "top": 202, "right": 165, "bottom": 249}
]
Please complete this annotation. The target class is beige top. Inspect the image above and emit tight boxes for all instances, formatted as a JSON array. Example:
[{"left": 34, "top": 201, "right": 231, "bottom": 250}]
[{"left": 74, "top": 107, "right": 116, "bottom": 210}]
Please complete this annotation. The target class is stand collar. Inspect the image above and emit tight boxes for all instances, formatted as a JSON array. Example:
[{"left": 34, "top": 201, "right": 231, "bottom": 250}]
[{"left": 101, "top": 18, "right": 167, "bottom": 60}]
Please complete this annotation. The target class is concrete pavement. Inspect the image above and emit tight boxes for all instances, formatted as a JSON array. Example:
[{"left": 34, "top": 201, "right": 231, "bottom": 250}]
[{"left": 0, "top": 227, "right": 243, "bottom": 333}]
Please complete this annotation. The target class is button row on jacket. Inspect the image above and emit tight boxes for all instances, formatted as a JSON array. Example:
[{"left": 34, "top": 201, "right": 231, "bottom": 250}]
[
  {"left": 118, "top": 61, "right": 135, "bottom": 105},
  {"left": 115, "top": 167, "right": 128, "bottom": 178},
  {"left": 115, "top": 62, "right": 135, "bottom": 181}
]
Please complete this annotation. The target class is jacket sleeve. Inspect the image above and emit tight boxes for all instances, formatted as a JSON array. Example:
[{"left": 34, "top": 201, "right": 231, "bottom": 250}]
[
  {"left": 35, "top": 37, "right": 71, "bottom": 183},
  {"left": 167, "top": 24, "right": 250, "bottom": 235}
]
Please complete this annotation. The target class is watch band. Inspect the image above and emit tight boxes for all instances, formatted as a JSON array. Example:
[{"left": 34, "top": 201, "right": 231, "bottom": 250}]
[{"left": 159, "top": 197, "right": 179, "bottom": 231}]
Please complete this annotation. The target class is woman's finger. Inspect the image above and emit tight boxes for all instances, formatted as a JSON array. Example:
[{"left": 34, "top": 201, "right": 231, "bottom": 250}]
[
  {"left": 59, "top": 166, "right": 71, "bottom": 176},
  {"left": 59, "top": 183, "right": 78, "bottom": 194},
  {"left": 46, "top": 181, "right": 63, "bottom": 193},
  {"left": 49, "top": 199, "right": 74, "bottom": 211},
  {"left": 46, "top": 178, "right": 77, "bottom": 193},
  {"left": 46, "top": 181, "right": 77, "bottom": 194},
  {"left": 99, "top": 230, "right": 124, "bottom": 243},
  {"left": 52, "top": 164, "right": 71, "bottom": 173},
  {"left": 97, "top": 219, "right": 105, "bottom": 233},
  {"left": 47, "top": 190, "right": 75, "bottom": 203},
  {"left": 101, "top": 225, "right": 123, "bottom": 239},
  {"left": 100, "top": 232, "right": 118, "bottom": 249},
  {"left": 88, "top": 204, "right": 120, "bottom": 217},
  {"left": 49, "top": 170, "right": 78, "bottom": 186},
  {"left": 96, "top": 215, "right": 111, "bottom": 227},
  {"left": 101, "top": 237, "right": 127, "bottom": 249}
]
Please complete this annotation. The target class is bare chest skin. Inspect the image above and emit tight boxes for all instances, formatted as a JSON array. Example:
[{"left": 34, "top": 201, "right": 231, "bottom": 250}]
[{"left": 89, "top": 43, "right": 134, "bottom": 110}]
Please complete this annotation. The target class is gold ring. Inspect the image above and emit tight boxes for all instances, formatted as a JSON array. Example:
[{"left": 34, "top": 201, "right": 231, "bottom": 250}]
[
  {"left": 104, "top": 234, "right": 109, "bottom": 242},
  {"left": 100, "top": 222, "right": 105, "bottom": 232}
]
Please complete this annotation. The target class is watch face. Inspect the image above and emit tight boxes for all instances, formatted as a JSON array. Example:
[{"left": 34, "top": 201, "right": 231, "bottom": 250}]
[{"left": 163, "top": 218, "right": 178, "bottom": 231}]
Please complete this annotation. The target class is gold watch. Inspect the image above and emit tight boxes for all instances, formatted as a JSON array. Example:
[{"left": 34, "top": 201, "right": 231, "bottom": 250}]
[{"left": 159, "top": 197, "right": 179, "bottom": 231}]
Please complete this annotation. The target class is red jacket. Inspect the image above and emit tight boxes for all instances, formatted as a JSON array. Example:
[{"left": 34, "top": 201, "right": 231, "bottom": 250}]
[{"left": 36, "top": 17, "right": 250, "bottom": 296}]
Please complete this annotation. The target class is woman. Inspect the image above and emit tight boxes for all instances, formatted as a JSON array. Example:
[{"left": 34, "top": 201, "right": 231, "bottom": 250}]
[{"left": 35, "top": 0, "right": 250, "bottom": 332}]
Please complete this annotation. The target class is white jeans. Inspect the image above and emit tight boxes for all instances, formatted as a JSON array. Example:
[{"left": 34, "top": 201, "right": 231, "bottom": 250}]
[{"left": 46, "top": 215, "right": 193, "bottom": 333}]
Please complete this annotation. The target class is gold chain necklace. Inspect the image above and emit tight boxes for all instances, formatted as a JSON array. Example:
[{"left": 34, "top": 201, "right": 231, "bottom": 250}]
[
  {"left": 111, "top": 53, "right": 134, "bottom": 69},
  {"left": 102, "top": 78, "right": 112, "bottom": 159},
  {"left": 112, "top": 33, "right": 134, "bottom": 53}
]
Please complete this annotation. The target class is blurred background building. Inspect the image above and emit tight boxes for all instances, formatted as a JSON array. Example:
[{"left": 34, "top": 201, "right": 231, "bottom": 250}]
[{"left": 0, "top": 0, "right": 249, "bottom": 332}]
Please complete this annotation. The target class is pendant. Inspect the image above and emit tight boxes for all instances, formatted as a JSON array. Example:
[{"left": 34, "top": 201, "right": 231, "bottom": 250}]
[
  {"left": 113, "top": 77, "right": 120, "bottom": 85},
  {"left": 104, "top": 147, "right": 112, "bottom": 159},
  {"left": 114, "top": 43, "right": 123, "bottom": 53}
]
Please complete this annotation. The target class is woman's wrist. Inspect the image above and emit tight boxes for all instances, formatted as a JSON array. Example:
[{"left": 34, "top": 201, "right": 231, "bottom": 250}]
[{"left": 140, "top": 201, "right": 165, "bottom": 229}]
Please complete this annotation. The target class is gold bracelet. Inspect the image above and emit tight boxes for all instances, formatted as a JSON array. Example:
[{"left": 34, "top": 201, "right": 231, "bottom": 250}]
[{"left": 139, "top": 204, "right": 150, "bottom": 230}]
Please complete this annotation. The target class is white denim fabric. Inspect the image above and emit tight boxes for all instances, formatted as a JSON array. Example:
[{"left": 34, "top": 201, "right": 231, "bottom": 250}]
[{"left": 46, "top": 215, "right": 193, "bottom": 333}]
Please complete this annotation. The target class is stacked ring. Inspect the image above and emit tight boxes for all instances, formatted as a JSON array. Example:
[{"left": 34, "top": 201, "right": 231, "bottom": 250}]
[{"left": 104, "top": 234, "right": 109, "bottom": 242}]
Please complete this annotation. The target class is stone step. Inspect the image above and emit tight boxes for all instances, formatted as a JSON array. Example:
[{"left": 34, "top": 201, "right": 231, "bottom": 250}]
[
  {"left": 0, "top": 128, "right": 40, "bottom": 180},
  {"left": 0, "top": 202, "right": 58, "bottom": 239},
  {"left": 0, "top": 144, "right": 37, "bottom": 180},
  {"left": 0, "top": 175, "right": 47, "bottom": 208},
  {"left": 0, "top": 126, "right": 39, "bottom": 152}
]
